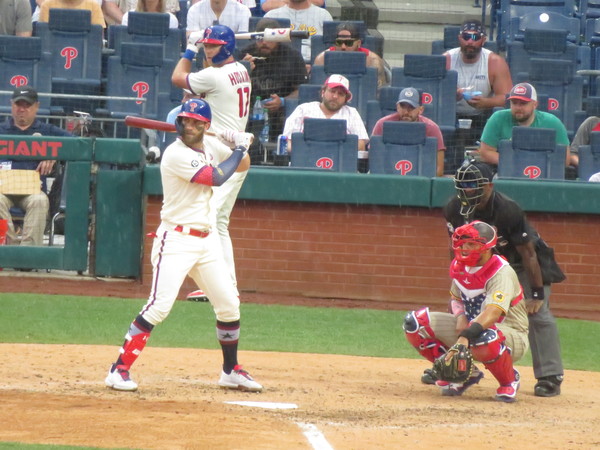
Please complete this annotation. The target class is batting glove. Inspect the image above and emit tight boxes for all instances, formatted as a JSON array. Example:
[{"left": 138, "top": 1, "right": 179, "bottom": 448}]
[
  {"left": 218, "top": 130, "right": 254, "bottom": 150},
  {"left": 187, "top": 31, "right": 204, "bottom": 53}
]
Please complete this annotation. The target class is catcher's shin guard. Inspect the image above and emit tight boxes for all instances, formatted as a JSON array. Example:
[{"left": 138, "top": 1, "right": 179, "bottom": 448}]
[
  {"left": 471, "top": 328, "right": 515, "bottom": 386},
  {"left": 116, "top": 318, "right": 153, "bottom": 371},
  {"left": 403, "top": 307, "right": 447, "bottom": 362}
]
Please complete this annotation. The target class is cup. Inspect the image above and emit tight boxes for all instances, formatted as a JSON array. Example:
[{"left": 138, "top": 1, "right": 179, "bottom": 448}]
[{"left": 458, "top": 119, "right": 472, "bottom": 129}]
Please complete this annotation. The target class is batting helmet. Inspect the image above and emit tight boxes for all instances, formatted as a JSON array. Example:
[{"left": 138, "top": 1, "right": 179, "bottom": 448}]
[
  {"left": 175, "top": 98, "right": 211, "bottom": 135},
  {"left": 452, "top": 220, "right": 497, "bottom": 266},
  {"left": 200, "top": 25, "right": 236, "bottom": 65},
  {"left": 454, "top": 161, "right": 494, "bottom": 218}
]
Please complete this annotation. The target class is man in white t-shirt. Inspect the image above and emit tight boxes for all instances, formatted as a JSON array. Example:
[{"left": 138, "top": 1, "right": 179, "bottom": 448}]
[
  {"left": 264, "top": 0, "right": 332, "bottom": 63},
  {"left": 102, "top": 0, "right": 179, "bottom": 25},
  {"left": 186, "top": 0, "right": 250, "bottom": 38},
  {"left": 283, "top": 74, "right": 369, "bottom": 151}
]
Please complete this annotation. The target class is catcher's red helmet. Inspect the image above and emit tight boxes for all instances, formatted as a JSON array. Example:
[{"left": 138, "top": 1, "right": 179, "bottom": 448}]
[{"left": 452, "top": 220, "right": 497, "bottom": 266}]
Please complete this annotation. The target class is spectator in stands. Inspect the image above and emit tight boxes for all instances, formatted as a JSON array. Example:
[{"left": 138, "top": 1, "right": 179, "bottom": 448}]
[
  {"left": 186, "top": 0, "right": 251, "bottom": 38},
  {"left": 568, "top": 116, "right": 600, "bottom": 168},
  {"left": 371, "top": 87, "right": 446, "bottom": 176},
  {"left": 40, "top": 0, "right": 106, "bottom": 27},
  {"left": 313, "top": 22, "right": 390, "bottom": 87},
  {"left": 191, "top": 0, "right": 256, "bottom": 9},
  {"left": 283, "top": 74, "right": 368, "bottom": 151},
  {"left": 478, "top": 83, "right": 571, "bottom": 168},
  {"left": 0, "top": 0, "right": 33, "bottom": 36},
  {"left": 0, "top": 87, "right": 72, "bottom": 248},
  {"left": 589, "top": 172, "right": 600, "bottom": 182},
  {"left": 261, "top": 0, "right": 324, "bottom": 12},
  {"left": 121, "top": 0, "right": 179, "bottom": 28},
  {"left": 264, "top": 0, "right": 332, "bottom": 64},
  {"left": 444, "top": 19, "right": 512, "bottom": 140},
  {"left": 102, "top": 0, "right": 179, "bottom": 25},
  {"left": 242, "top": 17, "right": 307, "bottom": 144}
]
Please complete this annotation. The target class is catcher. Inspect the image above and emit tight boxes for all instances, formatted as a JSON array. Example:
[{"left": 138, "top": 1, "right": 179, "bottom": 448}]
[{"left": 403, "top": 221, "right": 529, "bottom": 402}]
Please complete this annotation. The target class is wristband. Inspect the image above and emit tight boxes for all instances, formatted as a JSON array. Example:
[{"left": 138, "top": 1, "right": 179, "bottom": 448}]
[
  {"left": 531, "top": 286, "right": 545, "bottom": 300},
  {"left": 183, "top": 49, "right": 197, "bottom": 61},
  {"left": 458, "top": 322, "right": 484, "bottom": 341}
]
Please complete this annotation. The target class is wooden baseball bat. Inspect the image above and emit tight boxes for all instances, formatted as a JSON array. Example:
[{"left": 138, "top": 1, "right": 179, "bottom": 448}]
[
  {"left": 234, "top": 28, "right": 309, "bottom": 41},
  {"left": 124, "top": 116, "right": 216, "bottom": 136}
]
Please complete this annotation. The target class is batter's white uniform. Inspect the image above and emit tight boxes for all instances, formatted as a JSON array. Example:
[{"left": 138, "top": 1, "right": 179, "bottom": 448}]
[
  {"left": 186, "top": 0, "right": 251, "bottom": 34},
  {"left": 283, "top": 101, "right": 369, "bottom": 141},
  {"left": 141, "top": 136, "right": 241, "bottom": 325},
  {"left": 186, "top": 61, "right": 252, "bottom": 293}
]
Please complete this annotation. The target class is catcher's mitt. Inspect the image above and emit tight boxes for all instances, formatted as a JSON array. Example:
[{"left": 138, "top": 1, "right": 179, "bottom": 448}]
[{"left": 431, "top": 343, "right": 473, "bottom": 383}]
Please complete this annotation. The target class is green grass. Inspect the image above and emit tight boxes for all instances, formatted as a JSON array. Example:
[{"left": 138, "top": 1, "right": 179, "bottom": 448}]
[{"left": 1, "top": 293, "right": 599, "bottom": 372}]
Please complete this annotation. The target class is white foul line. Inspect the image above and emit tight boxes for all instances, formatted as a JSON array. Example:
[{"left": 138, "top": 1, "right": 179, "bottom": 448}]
[
  {"left": 224, "top": 401, "right": 298, "bottom": 410},
  {"left": 296, "top": 422, "right": 334, "bottom": 450}
]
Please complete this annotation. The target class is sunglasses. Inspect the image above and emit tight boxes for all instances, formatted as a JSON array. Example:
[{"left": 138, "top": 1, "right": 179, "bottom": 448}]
[
  {"left": 335, "top": 38, "right": 356, "bottom": 46},
  {"left": 461, "top": 32, "right": 483, "bottom": 41}
]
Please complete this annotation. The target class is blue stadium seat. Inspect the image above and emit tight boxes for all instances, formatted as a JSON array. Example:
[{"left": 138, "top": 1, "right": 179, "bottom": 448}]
[
  {"left": 107, "top": 12, "right": 183, "bottom": 58},
  {"left": 249, "top": 16, "right": 290, "bottom": 30},
  {"left": 310, "top": 20, "right": 367, "bottom": 64},
  {"left": 35, "top": 8, "right": 104, "bottom": 114},
  {"left": 497, "top": 127, "right": 567, "bottom": 179},
  {"left": 99, "top": 43, "right": 179, "bottom": 136},
  {"left": 577, "top": 131, "right": 600, "bottom": 180},
  {"left": 368, "top": 122, "right": 438, "bottom": 177},
  {"left": 365, "top": 86, "right": 401, "bottom": 134},
  {"left": 0, "top": 36, "right": 52, "bottom": 115},
  {"left": 176, "top": 0, "right": 187, "bottom": 30},
  {"left": 508, "top": 11, "right": 582, "bottom": 43},
  {"left": 290, "top": 118, "right": 359, "bottom": 172},
  {"left": 516, "top": 58, "right": 584, "bottom": 136},
  {"left": 310, "top": 51, "right": 377, "bottom": 122}
]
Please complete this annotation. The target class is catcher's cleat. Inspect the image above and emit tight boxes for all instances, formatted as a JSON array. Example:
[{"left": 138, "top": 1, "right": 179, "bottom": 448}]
[
  {"left": 105, "top": 365, "right": 138, "bottom": 391},
  {"left": 436, "top": 367, "right": 484, "bottom": 396},
  {"left": 495, "top": 369, "right": 520, "bottom": 403},
  {"left": 534, "top": 375, "right": 563, "bottom": 397},
  {"left": 187, "top": 289, "right": 209, "bottom": 302},
  {"left": 218, "top": 365, "right": 263, "bottom": 392},
  {"left": 421, "top": 368, "right": 437, "bottom": 385}
]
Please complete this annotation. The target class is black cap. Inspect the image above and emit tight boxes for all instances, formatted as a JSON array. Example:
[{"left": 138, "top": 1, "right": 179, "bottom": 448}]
[
  {"left": 457, "top": 161, "right": 494, "bottom": 183},
  {"left": 461, "top": 19, "right": 485, "bottom": 35},
  {"left": 12, "top": 86, "right": 38, "bottom": 104}
]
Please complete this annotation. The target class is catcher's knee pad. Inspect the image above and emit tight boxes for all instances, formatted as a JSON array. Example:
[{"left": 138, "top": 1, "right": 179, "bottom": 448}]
[
  {"left": 470, "top": 328, "right": 507, "bottom": 364},
  {"left": 403, "top": 307, "right": 447, "bottom": 362}
]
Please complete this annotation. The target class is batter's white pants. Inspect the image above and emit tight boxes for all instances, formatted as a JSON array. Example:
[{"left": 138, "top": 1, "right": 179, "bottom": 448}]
[
  {"left": 429, "top": 312, "right": 530, "bottom": 362},
  {"left": 210, "top": 169, "right": 248, "bottom": 294},
  {"left": 140, "top": 224, "right": 241, "bottom": 325}
]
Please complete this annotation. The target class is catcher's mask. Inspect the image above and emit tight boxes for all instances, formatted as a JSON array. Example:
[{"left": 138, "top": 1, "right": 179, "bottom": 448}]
[
  {"left": 452, "top": 220, "right": 497, "bottom": 266},
  {"left": 175, "top": 98, "right": 211, "bottom": 135},
  {"left": 454, "top": 161, "right": 493, "bottom": 218}
]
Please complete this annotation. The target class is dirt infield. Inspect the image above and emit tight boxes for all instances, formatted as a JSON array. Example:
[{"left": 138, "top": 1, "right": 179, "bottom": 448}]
[{"left": 1, "top": 343, "right": 599, "bottom": 449}]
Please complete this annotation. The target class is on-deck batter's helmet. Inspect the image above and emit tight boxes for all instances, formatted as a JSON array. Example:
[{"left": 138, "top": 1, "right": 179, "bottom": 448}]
[
  {"left": 452, "top": 220, "right": 497, "bottom": 266},
  {"left": 175, "top": 98, "right": 211, "bottom": 135},
  {"left": 200, "top": 25, "right": 236, "bottom": 65},
  {"left": 454, "top": 160, "right": 494, "bottom": 218}
]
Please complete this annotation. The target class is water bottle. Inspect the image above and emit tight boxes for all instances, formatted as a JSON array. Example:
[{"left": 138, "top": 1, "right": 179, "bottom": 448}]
[
  {"left": 260, "top": 107, "right": 269, "bottom": 143},
  {"left": 252, "top": 96, "right": 264, "bottom": 121}
]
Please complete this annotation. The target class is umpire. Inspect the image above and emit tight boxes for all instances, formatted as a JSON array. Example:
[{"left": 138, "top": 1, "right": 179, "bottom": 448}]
[{"left": 442, "top": 160, "right": 566, "bottom": 397}]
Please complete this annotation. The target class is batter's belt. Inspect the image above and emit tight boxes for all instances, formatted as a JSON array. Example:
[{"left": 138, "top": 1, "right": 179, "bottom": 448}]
[{"left": 174, "top": 225, "right": 210, "bottom": 238}]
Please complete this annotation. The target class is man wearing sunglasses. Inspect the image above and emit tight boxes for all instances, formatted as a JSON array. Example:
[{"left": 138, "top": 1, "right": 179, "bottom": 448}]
[
  {"left": 440, "top": 160, "right": 566, "bottom": 398},
  {"left": 313, "top": 22, "right": 390, "bottom": 87},
  {"left": 444, "top": 20, "right": 512, "bottom": 142}
]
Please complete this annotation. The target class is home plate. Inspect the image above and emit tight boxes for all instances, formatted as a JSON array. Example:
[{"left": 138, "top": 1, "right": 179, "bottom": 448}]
[{"left": 224, "top": 401, "right": 298, "bottom": 410}]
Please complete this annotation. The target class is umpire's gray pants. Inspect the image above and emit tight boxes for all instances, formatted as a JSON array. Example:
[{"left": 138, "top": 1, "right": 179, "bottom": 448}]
[{"left": 518, "top": 271, "right": 564, "bottom": 379}]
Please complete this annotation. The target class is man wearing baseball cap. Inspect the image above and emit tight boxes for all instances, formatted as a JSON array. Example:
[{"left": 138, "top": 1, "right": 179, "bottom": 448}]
[
  {"left": 0, "top": 86, "right": 71, "bottom": 249},
  {"left": 478, "top": 82, "right": 571, "bottom": 167},
  {"left": 283, "top": 73, "right": 369, "bottom": 151},
  {"left": 371, "top": 87, "right": 446, "bottom": 176}
]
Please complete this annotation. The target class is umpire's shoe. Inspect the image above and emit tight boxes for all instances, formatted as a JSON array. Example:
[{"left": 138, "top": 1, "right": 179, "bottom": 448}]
[
  {"left": 534, "top": 375, "right": 563, "bottom": 397},
  {"left": 105, "top": 365, "right": 138, "bottom": 391},
  {"left": 218, "top": 365, "right": 263, "bottom": 392}
]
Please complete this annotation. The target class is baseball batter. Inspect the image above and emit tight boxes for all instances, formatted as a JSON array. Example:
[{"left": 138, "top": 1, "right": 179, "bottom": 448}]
[
  {"left": 172, "top": 24, "right": 251, "bottom": 296},
  {"left": 105, "top": 98, "right": 262, "bottom": 392},
  {"left": 403, "top": 221, "right": 529, "bottom": 402}
]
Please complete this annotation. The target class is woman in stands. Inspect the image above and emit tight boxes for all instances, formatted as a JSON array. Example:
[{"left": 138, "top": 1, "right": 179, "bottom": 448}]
[{"left": 122, "top": 0, "right": 179, "bottom": 28}]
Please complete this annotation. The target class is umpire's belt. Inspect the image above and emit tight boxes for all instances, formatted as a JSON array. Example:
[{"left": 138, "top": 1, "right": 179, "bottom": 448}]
[{"left": 174, "top": 225, "right": 210, "bottom": 238}]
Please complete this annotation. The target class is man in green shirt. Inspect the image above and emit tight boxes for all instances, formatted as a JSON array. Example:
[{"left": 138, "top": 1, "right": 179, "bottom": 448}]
[{"left": 479, "top": 83, "right": 571, "bottom": 167}]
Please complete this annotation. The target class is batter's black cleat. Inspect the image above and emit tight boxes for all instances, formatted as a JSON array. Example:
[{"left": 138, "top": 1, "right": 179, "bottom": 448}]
[
  {"left": 421, "top": 368, "right": 437, "bottom": 385},
  {"left": 534, "top": 375, "right": 563, "bottom": 397}
]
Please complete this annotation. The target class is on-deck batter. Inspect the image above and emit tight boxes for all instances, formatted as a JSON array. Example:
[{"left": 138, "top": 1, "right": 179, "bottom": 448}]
[{"left": 104, "top": 98, "right": 261, "bottom": 392}]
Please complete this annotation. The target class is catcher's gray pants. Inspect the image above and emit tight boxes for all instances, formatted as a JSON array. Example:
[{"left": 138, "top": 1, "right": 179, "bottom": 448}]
[
  {"left": 518, "top": 272, "right": 564, "bottom": 379},
  {"left": 429, "top": 312, "right": 529, "bottom": 363}
]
